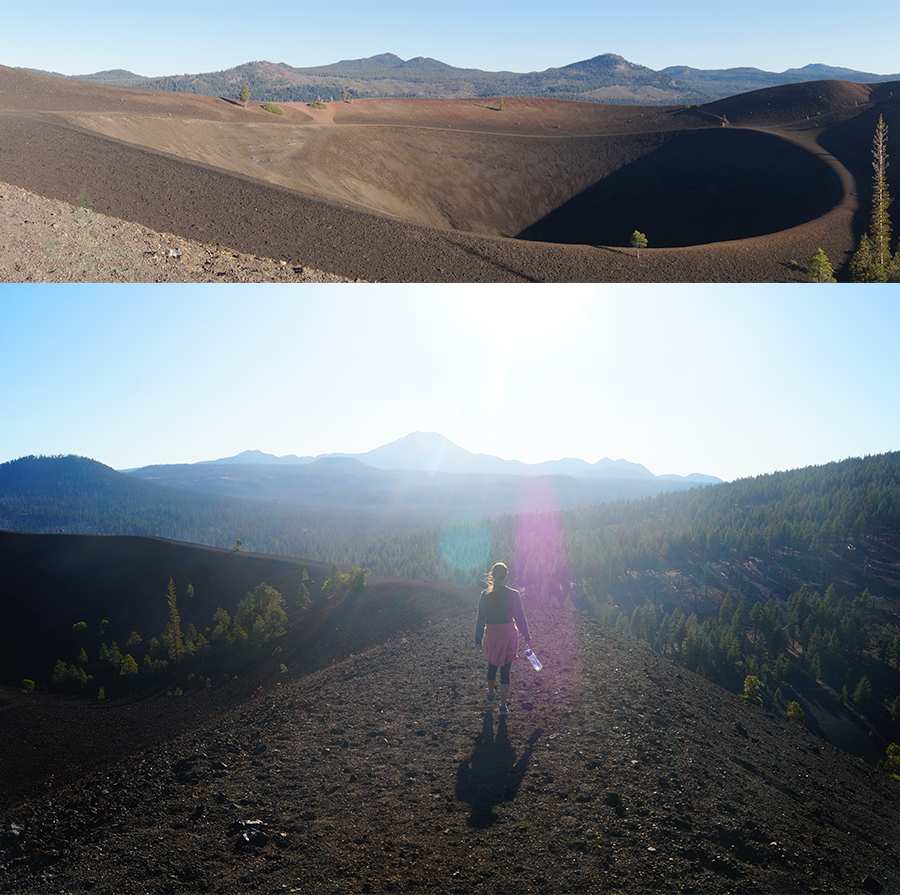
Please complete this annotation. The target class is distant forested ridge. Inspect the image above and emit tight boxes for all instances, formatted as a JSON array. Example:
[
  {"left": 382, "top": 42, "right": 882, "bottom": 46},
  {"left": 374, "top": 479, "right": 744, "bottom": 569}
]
[
  {"left": 3, "top": 452, "right": 900, "bottom": 592},
  {"left": 32, "top": 54, "right": 900, "bottom": 106},
  {"left": 5, "top": 450, "right": 900, "bottom": 758}
]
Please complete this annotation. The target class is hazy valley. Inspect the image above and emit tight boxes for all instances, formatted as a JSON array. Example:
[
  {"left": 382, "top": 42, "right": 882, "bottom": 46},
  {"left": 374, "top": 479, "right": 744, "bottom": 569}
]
[{"left": 3, "top": 442, "right": 900, "bottom": 891}]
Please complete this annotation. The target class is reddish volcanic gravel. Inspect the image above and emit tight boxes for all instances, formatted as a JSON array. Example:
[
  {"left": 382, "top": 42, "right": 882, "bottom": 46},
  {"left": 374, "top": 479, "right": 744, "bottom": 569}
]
[{"left": 1, "top": 65, "right": 895, "bottom": 282}]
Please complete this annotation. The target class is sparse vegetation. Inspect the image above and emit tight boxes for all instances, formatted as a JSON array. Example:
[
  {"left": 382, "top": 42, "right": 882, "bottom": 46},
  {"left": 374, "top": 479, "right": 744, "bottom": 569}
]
[
  {"left": 882, "top": 742, "right": 900, "bottom": 777},
  {"left": 40, "top": 574, "right": 317, "bottom": 696},
  {"left": 76, "top": 183, "right": 94, "bottom": 214},
  {"left": 308, "top": 100, "right": 327, "bottom": 109},
  {"left": 630, "top": 229, "right": 648, "bottom": 259},
  {"left": 261, "top": 102, "right": 284, "bottom": 115},
  {"left": 321, "top": 563, "right": 370, "bottom": 604}
]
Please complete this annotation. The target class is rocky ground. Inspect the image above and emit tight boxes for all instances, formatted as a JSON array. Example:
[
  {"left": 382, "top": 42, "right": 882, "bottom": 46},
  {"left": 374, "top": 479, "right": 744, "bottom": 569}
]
[
  {"left": 0, "top": 182, "right": 360, "bottom": 283},
  {"left": 2, "top": 603, "right": 899, "bottom": 894}
]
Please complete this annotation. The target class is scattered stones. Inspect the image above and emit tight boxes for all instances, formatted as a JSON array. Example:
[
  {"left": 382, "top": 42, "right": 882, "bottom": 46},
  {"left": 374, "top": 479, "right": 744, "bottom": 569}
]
[
  {"left": 2, "top": 605, "right": 899, "bottom": 892},
  {"left": 229, "top": 819, "right": 269, "bottom": 850}
]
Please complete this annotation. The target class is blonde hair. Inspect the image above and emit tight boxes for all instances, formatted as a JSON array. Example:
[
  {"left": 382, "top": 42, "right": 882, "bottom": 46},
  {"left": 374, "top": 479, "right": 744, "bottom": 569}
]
[{"left": 484, "top": 562, "right": 509, "bottom": 595}]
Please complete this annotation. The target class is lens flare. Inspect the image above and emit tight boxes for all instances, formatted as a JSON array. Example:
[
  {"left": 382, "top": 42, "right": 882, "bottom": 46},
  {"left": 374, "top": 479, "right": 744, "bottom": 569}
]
[
  {"left": 514, "top": 478, "right": 569, "bottom": 603},
  {"left": 440, "top": 516, "right": 492, "bottom": 573}
]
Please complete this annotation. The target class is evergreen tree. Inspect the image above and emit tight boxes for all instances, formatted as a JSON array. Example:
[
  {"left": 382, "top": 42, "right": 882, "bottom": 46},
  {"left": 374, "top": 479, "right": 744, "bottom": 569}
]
[
  {"left": 211, "top": 607, "right": 231, "bottom": 643},
  {"left": 239, "top": 83, "right": 251, "bottom": 108},
  {"left": 630, "top": 230, "right": 648, "bottom": 259},
  {"left": 165, "top": 577, "right": 185, "bottom": 663},
  {"left": 852, "top": 674, "right": 874, "bottom": 710},
  {"left": 120, "top": 653, "right": 139, "bottom": 682},
  {"left": 870, "top": 115, "right": 892, "bottom": 270},
  {"left": 851, "top": 115, "right": 897, "bottom": 281},
  {"left": 742, "top": 674, "right": 763, "bottom": 705},
  {"left": 806, "top": 247, "right": 835, "bottom": 282},
  {"left": 891, "top": 693, "right": 900, "bottom": 724},
  {"left": 296, "top": 568, "right": 311, "bottom": 612},
  {"left": 236, "top": 583, "right": 287, "bottom": 644}
]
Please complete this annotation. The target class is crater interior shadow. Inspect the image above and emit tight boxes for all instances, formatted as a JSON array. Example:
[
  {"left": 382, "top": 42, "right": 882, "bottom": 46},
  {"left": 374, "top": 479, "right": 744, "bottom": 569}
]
[{"left": 518, "top": 128, "right": 844, "bottom": 248}]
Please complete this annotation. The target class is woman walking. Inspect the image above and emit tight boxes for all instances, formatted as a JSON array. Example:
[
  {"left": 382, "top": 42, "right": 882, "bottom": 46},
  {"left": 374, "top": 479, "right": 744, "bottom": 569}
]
[{"left": 475, "top": 562, "right": 532, "bottom": 716}]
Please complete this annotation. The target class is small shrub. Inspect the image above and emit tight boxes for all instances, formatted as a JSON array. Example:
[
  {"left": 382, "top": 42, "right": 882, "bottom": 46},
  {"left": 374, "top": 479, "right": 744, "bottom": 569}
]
[
  {"left": 77, "top": 183, "right": 94, "bottom": 212},
  {"left": 787, "top": 701, "right": 805, "bottom": 725},
  {"left": 884, "top": 743, "right": 900, "bottom": 779},
  {"left": 742, "top": 675, "right": 763, "bottom": 706},
  {"left": 262, "top": 102, "right": 284, "bottom": 116},
  {"left": 22, "top": 679, "right": 35, "bottom": 692},
  {"left": 308, "top": 100, "right": 327, "bottom": 109}
]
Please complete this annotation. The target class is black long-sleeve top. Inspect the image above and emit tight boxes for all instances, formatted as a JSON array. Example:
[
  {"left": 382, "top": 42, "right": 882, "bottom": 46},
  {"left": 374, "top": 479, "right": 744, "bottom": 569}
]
[{"left": 474, "top": 585, "right": 532, "bottom": 646}]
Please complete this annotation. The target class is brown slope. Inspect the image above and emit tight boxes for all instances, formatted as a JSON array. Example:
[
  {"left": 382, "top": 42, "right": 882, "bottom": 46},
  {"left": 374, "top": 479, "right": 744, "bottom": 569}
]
[
  {"left": 0, "top": 66, "right": 890, "bottom": 281},
  {"left": 0, "top": 531, "right": 473, "bottom": 813},
  {"left": 1, "top": 605, "right": 899, "bottom": 893},
  {"left": 0, "top": 532, "right": 469, "bottom": 691}
]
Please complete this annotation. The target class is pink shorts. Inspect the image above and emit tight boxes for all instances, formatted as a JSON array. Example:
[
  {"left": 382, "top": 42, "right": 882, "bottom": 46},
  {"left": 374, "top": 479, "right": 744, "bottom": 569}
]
[{"left": 483, "top": 621, "right": 519, "bottom": 666}]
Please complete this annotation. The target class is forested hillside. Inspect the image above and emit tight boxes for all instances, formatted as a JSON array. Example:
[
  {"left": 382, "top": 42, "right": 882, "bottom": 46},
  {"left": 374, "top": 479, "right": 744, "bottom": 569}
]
[
  {"left": 4, "top": 451, "right": 900, "bottom": 760},
  {"left": 43, "top": 54, "right": 900, "bottom": 106}
]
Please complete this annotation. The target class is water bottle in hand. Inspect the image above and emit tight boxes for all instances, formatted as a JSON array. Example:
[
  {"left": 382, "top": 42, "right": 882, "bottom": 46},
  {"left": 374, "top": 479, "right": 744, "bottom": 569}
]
[{"left": 524, "top": 648, "right": 542, "bottom": 671}]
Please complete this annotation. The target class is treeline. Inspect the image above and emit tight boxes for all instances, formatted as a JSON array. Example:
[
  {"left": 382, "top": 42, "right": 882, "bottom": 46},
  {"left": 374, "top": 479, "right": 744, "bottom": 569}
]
[
  {"left": 43, "top": 564, "right": 369, "bottom": 698},
  {"left": 47, "top": 578, "right": 298, "bottom": 697},
  {"left": 6, "top": 452, "right": 900, "bottom": 602},
  {"left": 0, "top": 455, "right": 424, "bottom": 562},
  {"left": 604, "top": 581, "right": 888, "bottom": 712},
  {"left": 69, "top": 58, "right": 686, "bottom": 106}
]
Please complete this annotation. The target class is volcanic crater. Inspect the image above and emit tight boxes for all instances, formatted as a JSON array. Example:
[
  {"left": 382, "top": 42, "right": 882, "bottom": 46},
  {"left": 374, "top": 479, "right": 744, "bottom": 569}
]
[{"left": 1, "top": 66, "right": 898, "bottom": 281}]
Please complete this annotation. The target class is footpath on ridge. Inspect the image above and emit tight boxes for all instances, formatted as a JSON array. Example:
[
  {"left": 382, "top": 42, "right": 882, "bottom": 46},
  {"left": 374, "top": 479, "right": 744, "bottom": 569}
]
[{"left": 3, "top": 602, "right": 900, "bottom": 893}]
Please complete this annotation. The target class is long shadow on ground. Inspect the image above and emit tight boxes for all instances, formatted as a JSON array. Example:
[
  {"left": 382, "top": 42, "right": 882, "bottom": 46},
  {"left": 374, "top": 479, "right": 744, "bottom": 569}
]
[{"left": 455, "top": 712, "right": 542, "bottom": 828}]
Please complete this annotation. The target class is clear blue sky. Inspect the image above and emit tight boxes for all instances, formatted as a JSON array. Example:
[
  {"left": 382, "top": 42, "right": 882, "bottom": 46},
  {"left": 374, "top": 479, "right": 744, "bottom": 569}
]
[
  {"left": 3, "top": 1, "right": 899, "bottom": 78},
  {"left": 3, "top": 286, "right": 900, "bottom": 483}
]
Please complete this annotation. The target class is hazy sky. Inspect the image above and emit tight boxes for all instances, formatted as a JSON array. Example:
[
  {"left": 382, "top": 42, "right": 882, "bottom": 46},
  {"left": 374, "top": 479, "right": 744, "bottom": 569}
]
[
  {"left": 2, "top": 286, "right": 899, "bottom": 483},
  {"left": 4, "top": 1, "right": 899, "bottom": 79}
]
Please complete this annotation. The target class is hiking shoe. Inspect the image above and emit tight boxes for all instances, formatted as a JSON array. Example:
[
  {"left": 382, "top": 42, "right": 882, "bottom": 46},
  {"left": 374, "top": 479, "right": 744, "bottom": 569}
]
[
  {"left": 485, "top": 690, "right": 495, "bottom": 704},
  {"left": 499, "top": 704, "right": 509, "bottom": 716}
]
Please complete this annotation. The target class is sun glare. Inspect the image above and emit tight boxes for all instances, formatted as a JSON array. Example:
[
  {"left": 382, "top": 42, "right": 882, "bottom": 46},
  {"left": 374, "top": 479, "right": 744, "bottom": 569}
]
[
  {"left": 456, "top": 290, "right": 583, "bottom": 347},
  {"left": 455, "top": 289, "right": 585, "bottom": 403}
]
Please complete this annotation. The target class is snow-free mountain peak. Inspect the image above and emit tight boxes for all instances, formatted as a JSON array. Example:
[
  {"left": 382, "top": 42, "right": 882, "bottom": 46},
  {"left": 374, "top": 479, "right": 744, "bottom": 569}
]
[{"left": 203, "top": 432, "right": 721, "bottom": 483}]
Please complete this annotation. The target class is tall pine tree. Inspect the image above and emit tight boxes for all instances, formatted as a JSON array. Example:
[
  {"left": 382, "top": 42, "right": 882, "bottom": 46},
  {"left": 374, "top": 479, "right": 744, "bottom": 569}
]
[{"left": 851, "top": 115, "right": 900, "bottom": 281}]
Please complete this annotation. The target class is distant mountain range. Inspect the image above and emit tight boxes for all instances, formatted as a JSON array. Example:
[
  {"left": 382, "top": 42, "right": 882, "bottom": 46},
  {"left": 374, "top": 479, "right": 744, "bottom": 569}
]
[
  {"left": 26, "top": 53, "right": 900, "bottom": 106},
  {"left": 195, "top": 431, "right": 722, "bottom": 484}
]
